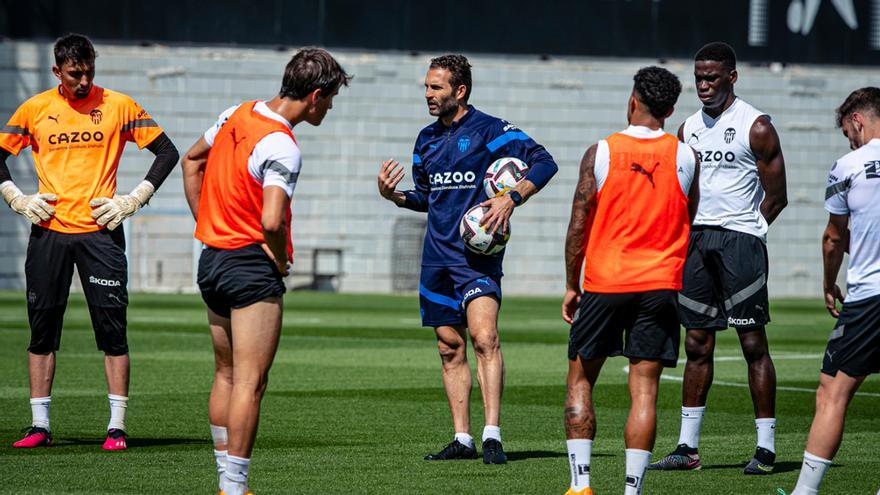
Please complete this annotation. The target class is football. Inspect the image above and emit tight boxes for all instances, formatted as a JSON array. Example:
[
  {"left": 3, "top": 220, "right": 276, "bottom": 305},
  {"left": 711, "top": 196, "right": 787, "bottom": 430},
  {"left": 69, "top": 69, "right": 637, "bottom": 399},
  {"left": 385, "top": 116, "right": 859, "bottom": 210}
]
[
  {"left": 483, "top": 156, "right": 529, "bottom": 197},
  {"left": 459, "top": 205, "right": 510, "bottom": 255}
]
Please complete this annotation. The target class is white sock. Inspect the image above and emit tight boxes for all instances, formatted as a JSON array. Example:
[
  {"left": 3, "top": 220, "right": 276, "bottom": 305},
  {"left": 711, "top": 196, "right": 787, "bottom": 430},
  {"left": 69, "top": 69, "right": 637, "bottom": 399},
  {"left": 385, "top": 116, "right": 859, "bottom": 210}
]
[
  {"left": 624, "top": 448, "right": 651, "bottom": 495},
  {"left": 30, "top": 396, "right": 51, "bottom": 430},
  {"left": 482, "top": 425, "right": 501, "bottom": 443},
  {"left": 567, "top": 439, "right": 592, "bottom": 491},
  {"left": 755, "top": 417, "right": 776, "bottom": 453},
  {"left": 454, "top": 432, "right": 474, "bottom": 449},
  {"left": 214, "top": 449, "right": 228, "bottom": 478},
  {"left": 791, "top": 451, "right": 831, "bottom": 495},
  {"left": 107, "top": 394, "right": 128, "bottom": 431},
  {"left": 222, "top": 455, "right": 250, "bottom": 495},
  {"left": 677, "top": 406, "right": 705, "bottom": 449}
]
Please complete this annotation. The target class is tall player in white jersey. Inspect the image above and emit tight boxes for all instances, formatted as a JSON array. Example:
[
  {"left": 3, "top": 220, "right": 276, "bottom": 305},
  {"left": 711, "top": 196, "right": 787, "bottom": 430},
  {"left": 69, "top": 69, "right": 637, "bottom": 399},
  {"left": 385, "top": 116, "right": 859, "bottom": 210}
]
[
  {"left": 785, "top": 88, "right": 880, "bottom": 495},
  {"left": 649, "top": 42, "right": 788, "bottom": 475}
]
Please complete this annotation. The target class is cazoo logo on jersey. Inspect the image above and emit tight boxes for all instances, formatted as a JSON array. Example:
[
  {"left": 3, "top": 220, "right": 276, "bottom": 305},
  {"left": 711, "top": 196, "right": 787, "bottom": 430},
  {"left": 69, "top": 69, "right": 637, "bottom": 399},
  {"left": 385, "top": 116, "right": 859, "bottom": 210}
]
[{"left": 430, "top": 170, "right": 477, "bottom": 190}]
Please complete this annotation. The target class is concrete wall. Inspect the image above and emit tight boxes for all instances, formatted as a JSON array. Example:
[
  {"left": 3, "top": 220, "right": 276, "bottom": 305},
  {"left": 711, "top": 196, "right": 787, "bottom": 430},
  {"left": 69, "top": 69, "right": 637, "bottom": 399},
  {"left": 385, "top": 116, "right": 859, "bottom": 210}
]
[{"left": 0, "top": 41, "right": 865, "bottom": 297}]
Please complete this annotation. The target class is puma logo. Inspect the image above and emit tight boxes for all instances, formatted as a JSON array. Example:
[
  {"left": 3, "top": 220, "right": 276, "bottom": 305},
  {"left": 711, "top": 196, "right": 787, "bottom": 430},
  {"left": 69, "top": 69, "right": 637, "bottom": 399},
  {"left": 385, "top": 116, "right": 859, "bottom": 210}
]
[
  {"left": 805, "top": 461, "right": 817, "bottom": 471},
  {"left": 47, "top": 114, "right": 60, "bottom": 124},
  {"left": 630, "top": 162, "right": 658, "bottom": 188},
  {"left": 231, "top": 127, "right": 245, "bottom": 148}
]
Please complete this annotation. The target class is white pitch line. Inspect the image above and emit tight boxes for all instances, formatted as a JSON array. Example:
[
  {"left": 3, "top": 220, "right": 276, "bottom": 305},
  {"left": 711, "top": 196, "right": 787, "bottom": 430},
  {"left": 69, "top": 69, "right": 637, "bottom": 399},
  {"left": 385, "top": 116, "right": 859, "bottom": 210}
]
[{"left": 622, "top": 354, "right": 880, "bottom": 398}]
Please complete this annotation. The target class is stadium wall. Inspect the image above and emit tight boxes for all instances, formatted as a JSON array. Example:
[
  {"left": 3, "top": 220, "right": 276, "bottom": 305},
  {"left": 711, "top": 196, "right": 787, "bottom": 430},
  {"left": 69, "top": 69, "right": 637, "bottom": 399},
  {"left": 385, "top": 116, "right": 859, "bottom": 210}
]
[{"left": 0, "top": 40, "right": 864, "bottom": 297}]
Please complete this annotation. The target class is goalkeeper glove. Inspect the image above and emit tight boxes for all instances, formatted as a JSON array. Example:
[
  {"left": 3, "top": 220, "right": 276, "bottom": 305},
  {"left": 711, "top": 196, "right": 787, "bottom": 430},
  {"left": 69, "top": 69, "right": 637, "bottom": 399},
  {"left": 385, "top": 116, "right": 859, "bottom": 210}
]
[
  {"left": 90, "top": 180, "right": 155, "bottom": 230},
  {"left": 0, "top": 180, "right": 58, "bottom": 225}
]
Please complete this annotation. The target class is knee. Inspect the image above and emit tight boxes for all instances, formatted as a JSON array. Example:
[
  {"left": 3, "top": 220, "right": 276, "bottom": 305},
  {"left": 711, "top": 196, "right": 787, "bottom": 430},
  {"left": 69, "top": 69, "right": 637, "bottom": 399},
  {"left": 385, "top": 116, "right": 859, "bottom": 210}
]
[
  {"left": 471, "top": 332, "right": 499, "bottom": 358},
  {"left": 437, "top": 339, "right": 466, "bottom": 365},
  {"left": 741, "top": 337, "right": 770, "bottom": 364},
  {"left": 685, "top": 334, "right": 713, "bottom": 362}
]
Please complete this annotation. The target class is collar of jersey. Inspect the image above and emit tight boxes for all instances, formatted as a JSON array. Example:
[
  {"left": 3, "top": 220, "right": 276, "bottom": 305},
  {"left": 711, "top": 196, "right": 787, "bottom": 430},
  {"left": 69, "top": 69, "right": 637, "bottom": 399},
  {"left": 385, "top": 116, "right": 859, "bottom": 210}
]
[
  {"left": 622, "top": 125, "right": 665, "bottom": 139},
  {"left": 55, "top": 84, "right": 100, "bottom": 106},
  {"left": 436, "top": 104, "right": 477, "bottom": 131}
]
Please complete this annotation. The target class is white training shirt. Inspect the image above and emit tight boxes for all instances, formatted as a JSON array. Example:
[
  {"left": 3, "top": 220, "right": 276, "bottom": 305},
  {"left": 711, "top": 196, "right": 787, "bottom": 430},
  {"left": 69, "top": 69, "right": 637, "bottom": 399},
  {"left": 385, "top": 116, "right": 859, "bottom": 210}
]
[
  {"left": 682, "top": 97, "right": 769, "bottom": 241},
  {"left": 204, "top": 101, "right": 302, "bottom": 197},
  {"left": 595, "top": 125, "right": 696, "bottom": 195},
  {"left": 824, "top": 138, "right": 880, "bottom": 302}
]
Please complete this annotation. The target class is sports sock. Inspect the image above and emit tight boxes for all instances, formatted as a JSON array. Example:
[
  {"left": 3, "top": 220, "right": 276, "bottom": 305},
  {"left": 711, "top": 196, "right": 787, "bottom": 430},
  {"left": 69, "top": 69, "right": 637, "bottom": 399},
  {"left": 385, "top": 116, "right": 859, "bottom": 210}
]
[
  {"left": 624, "top": 448, "right": 651, "bottom": 495},
  {"left": 454, "top": 432, "right": 474, "bottom": 449},
  {"left": 677, "top": 406, "right": 705, "bottom": 449},
  {"left": 482, "top": 425, "right": 501, "bottom": 443},
  {"left": 567, "top": 439, "right": 592, "bottom": 491},
  {"left": 755, "top": 417, "right": 776, "bottom": 453},
  {"left": 107, "top": 394, "right": 128, "bottom": 431},
  {"left": 791, "top": 451, "right": 831, "bottom": 495},
  {"left": 223, "top": 455, "right": 250, "bottom": 495},
  {"left": 210, "top": 424, "right": 229, "bottom": 478},
  {"left": 30, "top": 396, "right": 51, "bottom": 430}
]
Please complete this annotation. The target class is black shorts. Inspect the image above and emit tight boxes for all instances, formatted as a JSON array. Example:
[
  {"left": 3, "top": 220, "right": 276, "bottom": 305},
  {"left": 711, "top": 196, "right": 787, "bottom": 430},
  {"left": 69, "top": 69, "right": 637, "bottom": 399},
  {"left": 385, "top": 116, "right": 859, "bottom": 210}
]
[
  {"left": 197, "top": 244, "right": 286, "bottom": 318},
  {"left": 822, "top": 293, "right": 880, "bottom": 377},
  {"left": 26, "top": 225, "right": 129, "bottom": 355},
  {"left": 568, "top": 290, "right": 680, "bottom": 367},
  {"left": 678, "top": 227, "right": 770, "bottom": 330}
]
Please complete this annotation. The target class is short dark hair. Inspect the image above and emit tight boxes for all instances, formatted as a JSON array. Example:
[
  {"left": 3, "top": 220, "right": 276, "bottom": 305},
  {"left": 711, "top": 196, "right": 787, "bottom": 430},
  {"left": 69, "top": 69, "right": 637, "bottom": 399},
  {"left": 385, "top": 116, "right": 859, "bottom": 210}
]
[
  {"left": 633, "top": 66, "right": 682, "bottom": 120},
  {"left": 54, "top": 33, "right": 96, "bottom": 66},
  {"left": 279, "top": 48, "right": 352, "bottom": 100},
  {"left": 429, "top": 54, "right": 472, "bottom": 102},
  {"left": 694, "top": 41, "right": 737, "bottom": 71},
  {"left": 836, "top": 87, "right": 880, "bottom": 128}
]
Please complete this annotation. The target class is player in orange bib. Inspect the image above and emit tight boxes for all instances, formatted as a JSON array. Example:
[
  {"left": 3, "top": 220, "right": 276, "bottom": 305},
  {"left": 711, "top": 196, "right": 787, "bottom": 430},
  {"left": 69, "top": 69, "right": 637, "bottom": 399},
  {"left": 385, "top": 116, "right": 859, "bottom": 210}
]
[
  {"left": 181, "top": 48, "right": 350, "bottom": 495},
  {"left": 0, "top": 34, "right": 178, "bottom": 451},
  {"left": 560, "top": 67, "right": 700, "bottom": 495}
]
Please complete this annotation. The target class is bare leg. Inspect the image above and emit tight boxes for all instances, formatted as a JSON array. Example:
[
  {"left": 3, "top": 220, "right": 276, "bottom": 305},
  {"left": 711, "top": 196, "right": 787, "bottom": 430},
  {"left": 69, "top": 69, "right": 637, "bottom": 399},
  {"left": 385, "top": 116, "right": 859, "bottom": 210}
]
[
  {"left": 28, "top": 352, "right": 56, "bottom": 398},
  {"left": 564, "top": 355, "right": 605, "bottom": 440},
  {"left": 104, "top": 354, "right": 130, "bottom": 397},
  {"left": 435, "top": 325, "right": 471, "bottom": 435},
  {"left": 737, "top": 326, "right": 776, "bottom": 418},
  {"left": 209, "top": 309, "right": 233, "bottom": 452},
  {"left": 682, "top": 328, "right": 716, "bottom": 407},
  {"left": 804, "top": 371, "right": 865, "bottom": 459},
  {"left": 625, "top": 358, "right": 664, "bottom": 451},
  {"left": 466, "top": 296, "right": 503, "bottom": 428},
  {"left": 225, "top": 298, "right": 282, "bottom": 458}
]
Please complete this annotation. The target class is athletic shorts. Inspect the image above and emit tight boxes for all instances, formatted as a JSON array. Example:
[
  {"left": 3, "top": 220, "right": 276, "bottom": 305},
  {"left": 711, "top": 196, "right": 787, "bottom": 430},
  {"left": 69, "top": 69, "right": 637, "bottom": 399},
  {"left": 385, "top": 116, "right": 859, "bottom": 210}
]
[
  {"left": 197, "top": 244, "right": 286, "bottom": 318},
  {"left": 25, "top": 225, "right": 129, "bottom": 355},
  {"left": 569, "top": 290, "right": 680, "bottom": 367},
  {"left": 418, "top": 265, "right": 502, "bottom": 327},
  {"left": 678, "top": 227, "right": 770, "bottom": 330},
  {"left": 822, "top": 293, "right": 880, "bottom": 377}
]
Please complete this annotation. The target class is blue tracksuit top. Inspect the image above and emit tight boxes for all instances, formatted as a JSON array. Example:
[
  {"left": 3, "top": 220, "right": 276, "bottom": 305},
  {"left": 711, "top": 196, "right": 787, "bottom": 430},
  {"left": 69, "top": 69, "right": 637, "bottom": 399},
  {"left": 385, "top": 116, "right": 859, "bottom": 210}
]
[{"left": 399, "top": 105, "right": 558, "bottom": 269}]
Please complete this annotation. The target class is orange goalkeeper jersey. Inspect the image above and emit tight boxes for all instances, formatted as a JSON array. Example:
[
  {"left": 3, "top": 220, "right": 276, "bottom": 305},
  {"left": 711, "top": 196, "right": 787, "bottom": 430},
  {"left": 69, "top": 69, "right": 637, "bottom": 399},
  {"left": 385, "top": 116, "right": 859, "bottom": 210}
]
[{"left": 0, "top": 85, "right": 164, "bottom": 233}]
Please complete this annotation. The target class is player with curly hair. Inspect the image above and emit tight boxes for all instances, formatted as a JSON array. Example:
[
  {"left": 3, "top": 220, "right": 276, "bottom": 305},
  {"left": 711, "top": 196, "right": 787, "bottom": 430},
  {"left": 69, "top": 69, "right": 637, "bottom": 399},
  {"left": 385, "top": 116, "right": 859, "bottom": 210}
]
[{"left": 561, "top": 66, "right": 699, "bottom": 495}]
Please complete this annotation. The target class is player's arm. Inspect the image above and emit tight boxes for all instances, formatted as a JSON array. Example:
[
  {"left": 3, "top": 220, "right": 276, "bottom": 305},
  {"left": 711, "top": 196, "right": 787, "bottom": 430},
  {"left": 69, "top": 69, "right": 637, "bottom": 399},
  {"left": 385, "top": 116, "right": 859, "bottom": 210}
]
[
  {"left": 562, "top": 144, "right": 598, "bottom": 324},
  {"left": 688, "top": 148, "right": 701, "bottom": 223},
  {"left": 181, "top": 137, "right": 212, "bottom": 220},
  {"left": 262, "top": 186, "right": 291, "bottom": 276},
  {"left": 751, "top": 116, "right": 788, "bottom": 225},
  {"left": 0, "top": 102, "right": 59, "bottom": 224},
  {"left": 822, "top": 213, "right": 848, "bottom": 318},
  {"left": 481, "top": 128, "right": 559, "bottom": 234}
]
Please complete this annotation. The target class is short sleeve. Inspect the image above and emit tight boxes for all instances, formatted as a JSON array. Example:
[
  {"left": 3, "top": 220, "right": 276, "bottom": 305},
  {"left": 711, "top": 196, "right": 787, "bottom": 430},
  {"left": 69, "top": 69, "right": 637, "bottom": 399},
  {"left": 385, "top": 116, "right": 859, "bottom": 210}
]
[
  {"left": 204, "top": 105, "right": 240, "bottom": 147},
  {"left": 0, "top": 101, "right": 34, "bottom": 155},
  {"left": 248, "top": 132, "right": 301, "bottom": 197},
  {"left": 824, "top": 161, "right": 850, "bottom": 215},
  {"left": 120, "top": 96, "right": 164, "bottom": 148}
]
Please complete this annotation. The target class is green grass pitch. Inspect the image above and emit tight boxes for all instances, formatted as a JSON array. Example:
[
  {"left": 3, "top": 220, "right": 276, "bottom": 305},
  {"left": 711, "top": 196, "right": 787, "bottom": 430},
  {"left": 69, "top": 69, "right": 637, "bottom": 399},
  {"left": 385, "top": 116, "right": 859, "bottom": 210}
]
[{"left": 0, "top": 291, "right": 877, "bottom": 494}]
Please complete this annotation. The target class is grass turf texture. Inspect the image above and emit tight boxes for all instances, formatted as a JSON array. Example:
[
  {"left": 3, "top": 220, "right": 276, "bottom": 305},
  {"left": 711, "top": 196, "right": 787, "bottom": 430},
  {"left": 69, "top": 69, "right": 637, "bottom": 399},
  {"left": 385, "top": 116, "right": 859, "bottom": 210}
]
[{"left": 0, "top": 291, "right": 877, "bottom": 494}]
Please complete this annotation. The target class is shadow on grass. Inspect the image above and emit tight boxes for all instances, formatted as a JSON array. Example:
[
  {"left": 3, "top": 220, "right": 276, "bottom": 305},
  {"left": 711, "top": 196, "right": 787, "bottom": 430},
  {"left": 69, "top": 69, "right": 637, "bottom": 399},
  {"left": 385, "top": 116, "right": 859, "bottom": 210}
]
[
  {"left": 57, "top": 437, "right": 209, "bottom": 448},
  {"left": 701, "top": 461, "right": 803, "bottom": 473},
  {"left": 506, "top": 450, "right": 614, "bottom": 461}
]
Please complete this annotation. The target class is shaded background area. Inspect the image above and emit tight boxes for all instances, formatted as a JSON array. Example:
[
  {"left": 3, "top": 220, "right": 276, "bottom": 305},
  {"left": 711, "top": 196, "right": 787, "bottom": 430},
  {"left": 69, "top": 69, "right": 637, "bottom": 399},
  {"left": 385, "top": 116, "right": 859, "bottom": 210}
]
[{"left": 2, "top": 0, "right": 879, "bottom": 65}]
